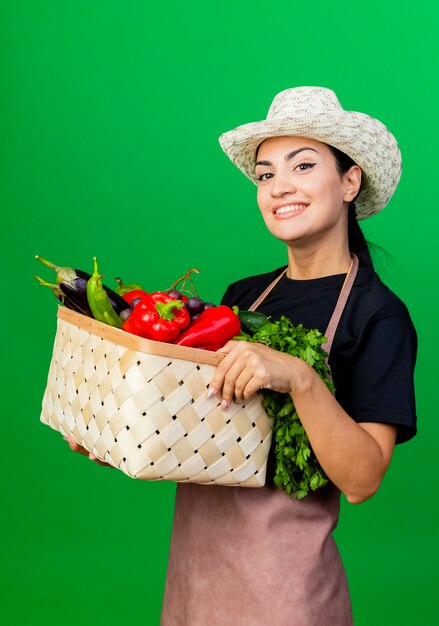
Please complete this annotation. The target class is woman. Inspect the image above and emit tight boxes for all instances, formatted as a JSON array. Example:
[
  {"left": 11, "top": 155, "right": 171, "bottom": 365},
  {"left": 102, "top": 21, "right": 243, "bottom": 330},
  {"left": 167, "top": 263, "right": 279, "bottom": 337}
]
[
  {"left": 67, "top": 87, "right": 417, "bottom": 625},
  {"left": 160, "top": 87, "right": 417, "bottom": 625}
]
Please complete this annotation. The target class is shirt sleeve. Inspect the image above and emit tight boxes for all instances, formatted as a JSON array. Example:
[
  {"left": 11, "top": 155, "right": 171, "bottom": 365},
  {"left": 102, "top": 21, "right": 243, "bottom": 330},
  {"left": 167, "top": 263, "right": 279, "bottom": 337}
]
[{"left": 331, "top": 314, "right": 418, "bottom": 444}]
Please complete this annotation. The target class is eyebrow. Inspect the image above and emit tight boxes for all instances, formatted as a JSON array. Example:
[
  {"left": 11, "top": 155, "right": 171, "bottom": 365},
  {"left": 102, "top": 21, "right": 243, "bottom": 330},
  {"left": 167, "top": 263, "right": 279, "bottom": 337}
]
[{"left": 255, "top": 146, "right": 319, "bottom": 168}]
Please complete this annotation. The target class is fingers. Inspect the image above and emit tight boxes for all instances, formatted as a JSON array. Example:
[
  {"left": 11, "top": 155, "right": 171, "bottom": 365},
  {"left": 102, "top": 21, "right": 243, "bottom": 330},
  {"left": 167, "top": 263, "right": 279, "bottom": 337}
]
[
  {"left": 213, "top": 341, "right": 245, "bottom": 400},
  {"left": 88, "top": 450, "right": 114, "bottom": 468},
  {"left": 207, "top": 341, "right": 295, "bottom": 408},
  {"left": 219, "top": 358, "right": 248, "bottom": 407},
  {"left": 241, "top": 376, "right": 266, "bottom": 401},
  {"left": 232, "top": 369, "right": 254, "bottom": 403},
  {"left": 63, "top": 435, "right": 88, "bottom": 456},
  {"left": 208, "top": 342, "right": 265, "bottom": 408},
  {"left": 63, "top": 435, "right": 113, "bottom": 468},
  {"left": 208, "top": 342, "right": 242, "bottom": 402}
]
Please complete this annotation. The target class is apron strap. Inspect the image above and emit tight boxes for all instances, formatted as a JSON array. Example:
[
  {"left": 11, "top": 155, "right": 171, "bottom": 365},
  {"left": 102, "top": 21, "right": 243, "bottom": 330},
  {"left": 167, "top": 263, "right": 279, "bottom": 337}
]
[
  {"left": 323, "top": 253, "right": 359, "bottom": 360},
  {"left": 247, "top": 253, "right": 359, "bottom": 361},
  {"left": 248, "top": 268, "right": 288, "bottom": 312}
]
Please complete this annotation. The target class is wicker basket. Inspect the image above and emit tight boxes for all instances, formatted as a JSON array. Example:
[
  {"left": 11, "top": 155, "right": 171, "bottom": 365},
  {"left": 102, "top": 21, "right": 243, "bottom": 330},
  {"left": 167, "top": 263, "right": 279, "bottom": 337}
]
[{"left": 40, "top": 306, "right": 273, "bottom": 487}]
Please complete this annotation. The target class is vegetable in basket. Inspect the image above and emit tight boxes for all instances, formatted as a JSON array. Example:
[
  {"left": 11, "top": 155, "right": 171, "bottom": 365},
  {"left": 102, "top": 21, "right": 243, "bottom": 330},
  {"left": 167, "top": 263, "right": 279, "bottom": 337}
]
[
  {"left": 115, "top": 277, "right": 148, "bottom": 311},
  {"left": 34, "top": 275, "right": 93, "bottom": 316},
  {"left": 114, "top": 277, "right": 145, "bottom": 297},
  {"left": 35, "top": 254, "right": 128, "bottom": 317},
  {"left": 236, "top": 309, "right": 272, "bottom": 333},
  {"left": 174, "top": 305, "right": 241, "bottom": 351},
  {"left": 120, "top": 287, "right": 149, "bottom": 307},
  {"left": 122, "top": 291, "right": 191, "bottom": 341},
  {"left": 167, "top": 289, "right": 188, "bottom": 302},
  {"left": 86, "top": 257, "right": 130, "bottom": 328},
  {"left": 234, "top": 311, "right": 333, "bottom": 500},
  {"left": 165, "top": 268, "right": 217, "bottom": 318}
]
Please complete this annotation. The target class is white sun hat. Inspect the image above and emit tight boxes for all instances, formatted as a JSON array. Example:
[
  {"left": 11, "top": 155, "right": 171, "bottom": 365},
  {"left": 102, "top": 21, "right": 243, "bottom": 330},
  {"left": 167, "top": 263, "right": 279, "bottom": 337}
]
[{"left": 218, "top": 86, "right": 402, "bottom": 220}]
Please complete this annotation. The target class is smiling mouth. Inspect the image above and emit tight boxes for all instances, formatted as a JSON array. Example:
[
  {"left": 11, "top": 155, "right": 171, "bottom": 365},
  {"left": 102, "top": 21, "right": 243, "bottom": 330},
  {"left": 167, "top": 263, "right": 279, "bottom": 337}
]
[{"left": 273, "top": 204, "right": 309, "bottom": 215}]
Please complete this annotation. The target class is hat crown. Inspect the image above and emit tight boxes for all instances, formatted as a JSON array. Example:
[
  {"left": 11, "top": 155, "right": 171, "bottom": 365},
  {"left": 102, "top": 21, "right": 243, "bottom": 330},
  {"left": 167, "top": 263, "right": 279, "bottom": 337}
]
[{"left": 267, "top": 86, "right": 343, "bottom": 120}]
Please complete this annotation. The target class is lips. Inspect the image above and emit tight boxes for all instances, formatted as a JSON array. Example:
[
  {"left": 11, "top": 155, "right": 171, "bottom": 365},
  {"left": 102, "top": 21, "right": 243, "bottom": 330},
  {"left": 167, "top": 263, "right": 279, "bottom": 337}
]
[{"left": 272, "top": 203, "right": 309, "bottom": 216}]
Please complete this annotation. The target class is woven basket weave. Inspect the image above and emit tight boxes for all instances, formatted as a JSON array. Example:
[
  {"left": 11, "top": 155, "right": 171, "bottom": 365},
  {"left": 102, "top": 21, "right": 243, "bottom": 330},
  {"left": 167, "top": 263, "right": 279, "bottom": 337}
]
[{"left": 40, "top": 307, "right": 273, "bottom": 487}]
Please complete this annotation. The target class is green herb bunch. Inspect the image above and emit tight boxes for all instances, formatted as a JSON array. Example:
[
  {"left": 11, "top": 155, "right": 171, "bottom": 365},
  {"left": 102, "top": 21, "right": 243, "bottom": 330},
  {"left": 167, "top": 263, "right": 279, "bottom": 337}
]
[{"left": 236, "top": 312, "right": 334, "bottom": 500}]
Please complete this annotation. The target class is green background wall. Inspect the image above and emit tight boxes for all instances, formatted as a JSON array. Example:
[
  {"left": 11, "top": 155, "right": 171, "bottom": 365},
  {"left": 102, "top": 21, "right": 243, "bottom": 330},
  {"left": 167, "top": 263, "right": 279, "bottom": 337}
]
[{"left": 1, "top": 1, "right": 437, "bottom": 624}]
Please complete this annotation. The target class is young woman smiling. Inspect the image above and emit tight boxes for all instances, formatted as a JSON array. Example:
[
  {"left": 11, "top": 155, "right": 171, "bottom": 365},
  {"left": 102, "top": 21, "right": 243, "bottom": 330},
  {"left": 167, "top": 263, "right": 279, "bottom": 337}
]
[
  {"left": 65, "top": 87, "right": 417, "bottom": 625},
  {"left": 205, "top": 135, "right": 395, "bottom": 506},
  {"left": 159, "top": 87, "right": 417, "bottom": 625}
]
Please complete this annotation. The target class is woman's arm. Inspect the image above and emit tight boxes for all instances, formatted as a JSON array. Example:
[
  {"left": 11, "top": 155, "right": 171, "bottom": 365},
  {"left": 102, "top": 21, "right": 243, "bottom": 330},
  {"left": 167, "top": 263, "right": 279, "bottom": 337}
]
[
  {"left": 208, "top": 341, "right": 397, "bottom": 504},
  {"left": 288, "top": 366, "right": 397, "bottom": 503}
]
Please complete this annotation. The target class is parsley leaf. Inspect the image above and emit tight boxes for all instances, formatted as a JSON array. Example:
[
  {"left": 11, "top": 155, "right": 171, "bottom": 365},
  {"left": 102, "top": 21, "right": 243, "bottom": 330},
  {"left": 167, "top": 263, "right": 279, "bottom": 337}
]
[{"left": 235, "top": 313, "right": 334, "bottom": 499}]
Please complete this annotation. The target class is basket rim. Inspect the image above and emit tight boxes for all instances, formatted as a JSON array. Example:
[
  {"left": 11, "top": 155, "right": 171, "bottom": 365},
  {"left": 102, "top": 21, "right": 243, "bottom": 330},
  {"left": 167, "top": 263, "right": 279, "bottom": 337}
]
[{"left": 57, "top": 306, "right": 226, "bottom": 366}]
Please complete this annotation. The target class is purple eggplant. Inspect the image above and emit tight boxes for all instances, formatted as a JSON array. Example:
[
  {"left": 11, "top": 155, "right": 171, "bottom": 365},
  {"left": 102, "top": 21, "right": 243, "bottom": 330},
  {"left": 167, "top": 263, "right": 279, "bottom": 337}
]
[
  {"left": 35, "top": 255, "right": 129, "bottom": 316},
  {"left": 34, "top": 275, "right": 92, "bottom": 316}
]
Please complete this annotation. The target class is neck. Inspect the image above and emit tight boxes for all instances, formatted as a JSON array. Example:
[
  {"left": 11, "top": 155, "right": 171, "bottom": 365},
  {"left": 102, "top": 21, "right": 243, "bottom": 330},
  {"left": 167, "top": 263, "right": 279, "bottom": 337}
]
[{"left": 286, "top": 242, "right": 351, "bottom": 280}]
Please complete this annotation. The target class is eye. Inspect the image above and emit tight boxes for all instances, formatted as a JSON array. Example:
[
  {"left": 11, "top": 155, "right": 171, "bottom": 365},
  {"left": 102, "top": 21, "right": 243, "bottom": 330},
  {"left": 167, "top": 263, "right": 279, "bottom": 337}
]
[
  {"left": 294, "top": 162, "right": 316, "bottom": 172},
  {"left": 256, "top": 172, "right": 273, "bottom": 182}
]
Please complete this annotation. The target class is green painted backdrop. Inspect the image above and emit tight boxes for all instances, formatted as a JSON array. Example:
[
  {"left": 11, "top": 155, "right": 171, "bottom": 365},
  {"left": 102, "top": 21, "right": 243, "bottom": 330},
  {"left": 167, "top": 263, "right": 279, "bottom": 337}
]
[{"left": 1, "top": 1, "right": 437, "bottom": 624}]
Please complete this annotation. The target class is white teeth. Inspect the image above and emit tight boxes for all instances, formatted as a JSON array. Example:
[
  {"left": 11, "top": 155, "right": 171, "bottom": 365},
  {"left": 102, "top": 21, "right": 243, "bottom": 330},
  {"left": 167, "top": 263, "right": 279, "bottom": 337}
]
[{"left": 275, "top": 204, "right": 307, "bottom": 214}]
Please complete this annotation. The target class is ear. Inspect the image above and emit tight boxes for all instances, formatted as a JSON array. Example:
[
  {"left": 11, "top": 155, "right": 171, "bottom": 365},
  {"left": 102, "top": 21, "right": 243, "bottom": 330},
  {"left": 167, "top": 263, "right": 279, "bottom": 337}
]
[{"left": 343, "top": 165, "right": 362, "bottom": 203}]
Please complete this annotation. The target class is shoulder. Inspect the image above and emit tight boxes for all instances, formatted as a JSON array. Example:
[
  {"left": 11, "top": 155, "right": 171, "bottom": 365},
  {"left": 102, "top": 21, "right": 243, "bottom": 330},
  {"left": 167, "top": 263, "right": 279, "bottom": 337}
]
[
  {"left": 337, "top": 266, "right": 418, "bottom": 363},
  {"left": 351, "top": 267, "right": 415, "bottom": 324},
  {"left": 220, "top": 266, "right": 287, "bottom": 309}
]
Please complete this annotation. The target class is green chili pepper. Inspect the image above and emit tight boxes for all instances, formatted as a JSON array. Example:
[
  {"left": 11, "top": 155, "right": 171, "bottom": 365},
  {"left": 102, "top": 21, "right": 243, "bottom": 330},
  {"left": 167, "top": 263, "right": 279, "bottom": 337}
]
[
  {"left": 114, "top": 276, "right": 145, "bottom": 296},
  {"left": 86, "top": 257, "right": 122, "bottom": 328}
]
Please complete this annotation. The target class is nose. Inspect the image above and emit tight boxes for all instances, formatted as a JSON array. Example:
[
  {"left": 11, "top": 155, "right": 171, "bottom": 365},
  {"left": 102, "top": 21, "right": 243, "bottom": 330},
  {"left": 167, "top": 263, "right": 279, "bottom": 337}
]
[{"left": 270, "top": 170, "right": 297, "bottom": 197}]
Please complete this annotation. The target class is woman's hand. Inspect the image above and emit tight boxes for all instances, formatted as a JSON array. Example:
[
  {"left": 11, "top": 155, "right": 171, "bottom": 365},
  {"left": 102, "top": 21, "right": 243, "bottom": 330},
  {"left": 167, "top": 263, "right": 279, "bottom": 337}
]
[
  {"left": 207, "top": 340, "right": 309, "bottom": 409},
  {"left": 63, "top": 435, "right": 114, "bottom": 468},
  {"left": 208, "top": 340, "right": 397, "bottom": 504}
]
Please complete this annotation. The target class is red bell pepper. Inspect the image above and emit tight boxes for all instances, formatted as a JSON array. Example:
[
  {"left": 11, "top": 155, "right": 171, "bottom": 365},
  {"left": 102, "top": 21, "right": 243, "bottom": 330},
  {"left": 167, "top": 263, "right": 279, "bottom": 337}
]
[
  {"left": 122, "top": 289, "right": 149, "bottom": 306},
  {"left": 122, "top": 292, "right": 190, "bottom": 341},
  {"left": 173, "top": 305, "right": 241, "bottom": 351}
]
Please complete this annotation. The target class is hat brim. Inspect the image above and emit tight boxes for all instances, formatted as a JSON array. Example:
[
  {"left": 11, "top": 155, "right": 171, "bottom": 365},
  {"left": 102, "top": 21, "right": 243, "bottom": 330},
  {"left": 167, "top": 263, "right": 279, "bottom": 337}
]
[{"left": 218, "top": 111, "right": 402, "bottom": 220}]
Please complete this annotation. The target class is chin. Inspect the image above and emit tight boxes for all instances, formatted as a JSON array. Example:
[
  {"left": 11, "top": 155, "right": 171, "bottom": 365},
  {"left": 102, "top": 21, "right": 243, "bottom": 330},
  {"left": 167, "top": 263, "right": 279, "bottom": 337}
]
[{"left": 266, "top": 225, "right": 309, "bottom": 244}]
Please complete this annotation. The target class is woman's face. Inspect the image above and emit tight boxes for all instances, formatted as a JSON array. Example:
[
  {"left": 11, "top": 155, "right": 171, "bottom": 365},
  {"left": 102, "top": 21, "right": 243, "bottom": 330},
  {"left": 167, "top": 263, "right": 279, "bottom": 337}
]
[{"left": 254, "top": 136, "right": 361, "bottom": 249}]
